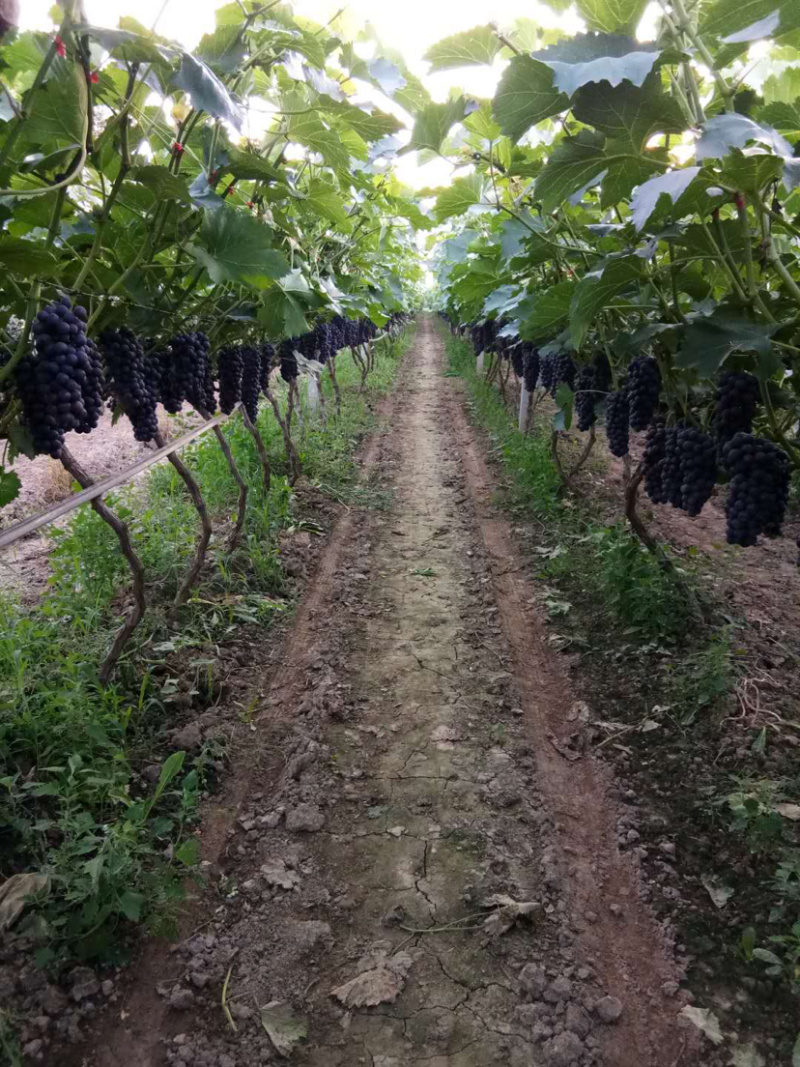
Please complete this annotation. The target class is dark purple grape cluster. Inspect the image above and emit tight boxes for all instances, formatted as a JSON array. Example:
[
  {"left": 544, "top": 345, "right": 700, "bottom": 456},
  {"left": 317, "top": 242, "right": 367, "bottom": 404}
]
[
  {"left": 723, "top": 433, "right": 790, "bottom": 546},
  {"left": 649, "top": 423, "right": 717, "bottom": 515},
  {"left": 522, "top": 345, "right": 540, "bottom": 392},
  {"left": 674, "top": 427, "right": 717, "bottom": 516},
  {"left": 510, "top": 344, "right": 525, "bottom": 379},
  {"left": 552, "top": 353, "right": 576, "bottom": 397},
  {"left": 661, "top": 424, "right": 684, "bottom": 507},
  {"left": 627, "top": 355, "right": 660, "bottom": 431},
  {"left": 714, "top": 371, "right": 759, "bottom": 445},
  {"left": 218, "top": 344, "right": 244, "bottom": 415},
  {"left": 99, "top": 328, "right": 159, "bottom": 442},
  {"left": 539, "top": 353, "right": 556, "bottom": 394},
  {"left": 643, "top": 420, "right": 667, "bottom": 503},
  {"left": 241, "top": 345, "right": 261, "bottom": 422},
  {"left": 605, "top": 390, "right": 630, "bottom": 457},
  {"left": 16, "top": 295, "right": 105, "bottom": 457},
  {"left": 279, "top": 339, "right": 298, "bottom": 383},
  {"left": 165, "top": 332, "right": 214, "bottom": 414},
  {"left": 574, "top": 366, "right": 598, "bottom": 431}
]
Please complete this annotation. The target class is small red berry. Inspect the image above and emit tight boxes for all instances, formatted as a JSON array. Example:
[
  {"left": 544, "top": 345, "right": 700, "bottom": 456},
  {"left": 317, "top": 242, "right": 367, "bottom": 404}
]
[
  {"left": 172, "top": 141, "right": 184, "bottom": 153},
  {"left": 734, "top": 192, "right": 746, "bottom": 211},
  {"left": 55, "top": 35, "right": 66, "bottom": 58},
  {"left": 89, "top": 71, "right": 99, "bottom": 84},
  {"left": 247, "top": 200, "right": 254, "bottom": 208}
]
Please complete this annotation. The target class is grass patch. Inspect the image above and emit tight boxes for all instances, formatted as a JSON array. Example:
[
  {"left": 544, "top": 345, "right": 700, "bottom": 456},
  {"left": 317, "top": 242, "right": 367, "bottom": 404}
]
[{"left": 0, "top": 327, "right": 411, "bottom": 969}]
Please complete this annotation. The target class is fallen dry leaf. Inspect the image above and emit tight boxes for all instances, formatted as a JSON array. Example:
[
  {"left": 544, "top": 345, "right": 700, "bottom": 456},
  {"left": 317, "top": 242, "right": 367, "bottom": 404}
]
[
  {"left": 0, "top": 873, "right": 50, "bottom": 932},
  {"left": 680, "top": 1005, "right": 724, "bottom": 1045},
  {"left": 331, "top": 950, "right": 413, "bottom": 1007},
  {"left": 260, "top": 1001, "right": 308, "bottom": 1057},
  {"left": 482, "top": 894, "right": 541, "bottom": 937}
]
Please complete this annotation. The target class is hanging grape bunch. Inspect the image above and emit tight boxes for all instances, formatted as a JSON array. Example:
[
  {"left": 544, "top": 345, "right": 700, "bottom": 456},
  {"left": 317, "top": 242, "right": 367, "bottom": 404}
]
[
  {"left": 627, "top": 356, "right": 661, "bottom": 431},
  {"left": 643, "top": 420, "right": 668, "bottom": 503},
  {"left": 99, "top": 328, "right": 159, "bottom": 443},
  {"left": 574, "top": 366, "right": 598, "bottom": 431},
  {"left": 723, "top": 433, "right": 790, "bottom": 546},
  {"left": 279, "top": 338, "right": 298, "bottom": 382},
  {"left": 16, "top": 295, "right": 105, "bottom": 458},
  {"left": 713, "top": 370, "right": 759, "bottom": 449},
  {"left": 675, "top": 427, "right": 717, "bottom": 517},
  {"left": 166, "top": 332, "right": 214, "bottom": 413},
  {"left": 539, "top": 353, "right": 556, "bottom": 394},
  {"left": 240, "top": 346, "right": 262, "bottom": 422},
  {"left": 218, "top": 344, "right": 244, "bottom": 415},
  {"left": 510, "top": 343, "right": 525, "bottom": 379},
  {"left": 551, "top": 353, "right": 576, "bottom": 398},
  {"left": 605, "top": 390, "right": 630, "bottom": 457},
  {"left": 522, "top": 344, "right": 540, "bottom": 393}
]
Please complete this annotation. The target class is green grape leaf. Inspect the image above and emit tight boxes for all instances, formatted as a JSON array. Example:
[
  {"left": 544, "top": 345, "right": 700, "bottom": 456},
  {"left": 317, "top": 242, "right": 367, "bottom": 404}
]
[
  {"left": 287, "top": 110, "right": 351, "bottom": 172},
  {"left": 24, "top": 57, "right": 87, "bottom": 149},
  {"left": 700, "top": 0, "right": 800, "bottom": 43},
  {"left": 305, "top": 179, "right": 351, "bottom": 228},
  {"left": 131, "top": 165, "right": 191, "bottom": 203},
  {"left": 576, "top": 0, "right": 650, "bottom": 34},
  {"left": 535, "top": 130, "right": 607, "bottom": 211},
  {"left": 520, "top": 280, "right": 577, "bottom": 341},
  {"left": 0, "top": 239, "right": 59, "bottom": 276},
  {"left": 433, "top": 173, "right": 484, "bottom": 223},
  {"left": 676, "top": 317, "right": 778, "bottom": 376},
  {"left": 493, "top": 56, "right": 569, "bottom": 142},
  {"left": 572, "top": 74, "right": 686, "bottom": 151},
  {"left": 569, "top": 259, "right": 642, "bottom": 346},
  {"left": 758, "top": 100, "right": 800, "bottom": 134},
  {"left": 173, "top": 52, "right": 243, "bottom": 131},
  {"left": 531, "top": 33, "right": 661, "bottom": 97},
  {"left": 400, "top": 97, "right": 468, "bottom": 155},
  {"left": 629, "top": 167, "right": 700, "bottom": 230},
  {"left": 317, "top": 99, "right": 404, "bottom": 142},
  {"left": 196, "top": 23, "right": 248, "bottom": 74},
  {"left": 189, "top": 209, "right": 289, "bottom": 285},
  {"left": 424, "top": 26, "right": 502, "bottom": 71},
  {"left": 696, "top": 113, "right": 793, "bottom": 160}
]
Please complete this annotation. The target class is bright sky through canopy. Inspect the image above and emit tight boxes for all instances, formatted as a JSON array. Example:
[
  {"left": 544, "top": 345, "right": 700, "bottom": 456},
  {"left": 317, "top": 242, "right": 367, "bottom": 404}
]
[{"left": 20, "top": 0, "right": 584, "bottom": 188}]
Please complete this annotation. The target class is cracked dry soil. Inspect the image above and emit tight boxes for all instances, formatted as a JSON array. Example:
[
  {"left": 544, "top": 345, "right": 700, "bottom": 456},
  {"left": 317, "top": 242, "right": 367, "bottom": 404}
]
[{"left": 68, "top": 318, "right": 698, "bottom": 1067}]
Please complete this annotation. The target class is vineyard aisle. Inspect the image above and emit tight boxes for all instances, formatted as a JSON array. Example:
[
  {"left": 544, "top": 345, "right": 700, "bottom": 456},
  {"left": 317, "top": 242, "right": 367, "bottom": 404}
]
[{"left": 72, "top": 318, "right": 697, "bottom": 1067}]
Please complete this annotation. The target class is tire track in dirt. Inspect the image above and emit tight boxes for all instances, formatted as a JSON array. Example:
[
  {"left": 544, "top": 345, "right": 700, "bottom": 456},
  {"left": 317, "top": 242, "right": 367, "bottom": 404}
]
[{"left": 61, "top": 318, "right": 696, "bottom": 1067}]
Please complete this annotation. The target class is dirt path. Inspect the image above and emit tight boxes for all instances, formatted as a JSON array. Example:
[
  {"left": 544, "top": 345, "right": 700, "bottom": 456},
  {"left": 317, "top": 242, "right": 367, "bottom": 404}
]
[{"left": 66, "top": 318, "right": 697, "bottom": 1067}]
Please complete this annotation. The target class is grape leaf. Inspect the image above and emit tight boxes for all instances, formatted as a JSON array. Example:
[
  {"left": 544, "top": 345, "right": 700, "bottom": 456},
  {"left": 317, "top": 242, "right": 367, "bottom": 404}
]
[
  {"left": 536, "top": 132, "right": 608, "bottom": 212},
  {"left": 190, "top": 209, "right": 289, "bottom": 285},
  {"left": 576, "top": 0, "right": 650, "bottom": 34},
  {"left": 696, "top": 113, "right": 793, "bottom": 160},
  {"left": 520, "top": 280, "right": 577, "bottom": 341},
  {"left": 173, "top": 52, "right": 243, "bottom": 131},
  {"left": 434, "top": 173, "right": 484, "bottom": 223},
  {"left": 676, "top": 317, "right": 778, "bottom": 376},
  {"left": 629, "top": 167, "right": 701, "bottom": 230},
  {"left": 531, "top": 34, "right": 661, "bottom": 96},
  {"left": 23, "top": 57, "right": 87, "bottom": 149},
  {"left": 424, "top": 26, "right": 502, "bottom": 71},
  {"left": 493, "top": 56, "right": 569, "bottom": 142},
  {"left": 0, "top": 239, "right": 59, "bottom": 276},
  {"left": 569, "top": 259, "right": 642, "bottom": 346},
  {"left": 196, "top": 23, "right": 248, "bottom": 74},
  {"left": 131, "top": 166, "right": 191, "bottom": 203},
  {"left": 700, "top": 0, "right": 800, "bottom": 42},
  {"left": 400, "top": 97, "right": 468, "bottom": 155}
]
